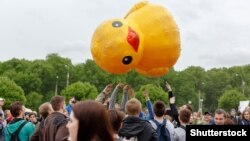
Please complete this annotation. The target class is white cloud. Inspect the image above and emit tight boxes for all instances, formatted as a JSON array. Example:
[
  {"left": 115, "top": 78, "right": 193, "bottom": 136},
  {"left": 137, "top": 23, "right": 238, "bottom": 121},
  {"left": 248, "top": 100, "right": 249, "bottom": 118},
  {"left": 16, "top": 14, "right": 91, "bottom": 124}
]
[{"left": 0, "top": 0, "right": 250, "bottom": 71}]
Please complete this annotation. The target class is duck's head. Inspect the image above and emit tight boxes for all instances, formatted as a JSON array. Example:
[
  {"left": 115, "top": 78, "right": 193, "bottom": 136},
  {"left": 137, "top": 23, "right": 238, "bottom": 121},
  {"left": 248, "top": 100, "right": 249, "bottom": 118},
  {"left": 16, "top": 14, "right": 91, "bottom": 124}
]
[{"left": 91, "top": 19, "right": 144, "bottom": 74}]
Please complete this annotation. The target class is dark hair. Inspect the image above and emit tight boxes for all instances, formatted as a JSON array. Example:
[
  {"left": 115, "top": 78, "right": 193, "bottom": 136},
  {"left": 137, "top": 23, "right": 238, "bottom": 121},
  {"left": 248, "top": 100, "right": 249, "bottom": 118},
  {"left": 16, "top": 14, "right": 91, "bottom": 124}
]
[
  {"left": 50, "top": 96, "right": 65, "bottom": 111},
  {"left": 179, "top": 109, "right": 191, "bottom": 124},
  {"left": 29, "top": 112, "right": 36, "bottom": 118},
  {"left": 72, "top": 100, "right": 114, "bottom": 141},
  {"left": 215, "top": 109, "right": 226, "bottom": 118},
  {"left": 108, "top": 110, "right": 125, "bottom": 133},
  {"left": 10, "top": 101, "right": 23, "bottom": 117},
  {"left": 153, "top": 101, "right": 165, "bottom": 117}
]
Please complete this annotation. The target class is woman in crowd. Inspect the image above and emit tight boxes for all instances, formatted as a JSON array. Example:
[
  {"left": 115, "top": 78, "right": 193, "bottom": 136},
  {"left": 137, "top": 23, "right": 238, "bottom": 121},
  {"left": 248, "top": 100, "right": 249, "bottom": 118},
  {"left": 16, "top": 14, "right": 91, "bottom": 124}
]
[
  {"left": 107, "top": 110, "right": 125, "bottom": 141},
  {"left": 66, "top": 100, "right": 114, "bottom": 141}
]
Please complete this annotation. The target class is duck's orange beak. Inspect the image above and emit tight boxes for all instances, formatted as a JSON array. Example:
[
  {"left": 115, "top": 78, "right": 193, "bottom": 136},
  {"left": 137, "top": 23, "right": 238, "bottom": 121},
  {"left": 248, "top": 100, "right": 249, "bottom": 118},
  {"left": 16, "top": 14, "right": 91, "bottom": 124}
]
[{"left": 127, "top": 27, "right": 139, "bottom": 52}]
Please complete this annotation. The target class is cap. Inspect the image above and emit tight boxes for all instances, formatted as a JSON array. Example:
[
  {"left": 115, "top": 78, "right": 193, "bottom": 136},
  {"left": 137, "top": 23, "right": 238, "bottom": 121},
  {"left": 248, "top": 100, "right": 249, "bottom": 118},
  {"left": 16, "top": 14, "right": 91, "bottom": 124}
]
[
  {"left": 0, "top": 98, "right": 4, "bottom": 101},
  {"left": 204, "top": 111, "right": 212, "bottom": 115}
]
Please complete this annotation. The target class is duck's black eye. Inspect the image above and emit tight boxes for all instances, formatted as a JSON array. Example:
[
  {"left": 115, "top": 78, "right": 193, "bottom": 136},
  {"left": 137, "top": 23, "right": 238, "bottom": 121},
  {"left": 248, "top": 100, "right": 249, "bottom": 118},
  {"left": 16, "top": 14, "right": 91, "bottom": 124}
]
[
  {"left": 122, "top": 56, "right": 132, "bottom": 65},
  {"left": 112, "top": 21, "right": 123, "bottom": 28}
]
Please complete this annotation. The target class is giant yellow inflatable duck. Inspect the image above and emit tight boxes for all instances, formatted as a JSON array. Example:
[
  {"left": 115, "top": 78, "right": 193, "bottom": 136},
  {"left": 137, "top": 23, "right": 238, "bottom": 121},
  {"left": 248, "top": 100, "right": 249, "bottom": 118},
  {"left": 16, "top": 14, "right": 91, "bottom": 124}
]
[{"left": 91, "top": 1, "right": 180, "bottom": 77}]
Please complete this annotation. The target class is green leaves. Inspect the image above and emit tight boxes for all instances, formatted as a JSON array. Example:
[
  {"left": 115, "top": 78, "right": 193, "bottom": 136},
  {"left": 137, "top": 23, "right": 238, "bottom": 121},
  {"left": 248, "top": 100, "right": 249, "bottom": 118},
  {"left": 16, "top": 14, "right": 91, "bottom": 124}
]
[{"left": 0, "top": 77, "right": 26, "bottom": 109}]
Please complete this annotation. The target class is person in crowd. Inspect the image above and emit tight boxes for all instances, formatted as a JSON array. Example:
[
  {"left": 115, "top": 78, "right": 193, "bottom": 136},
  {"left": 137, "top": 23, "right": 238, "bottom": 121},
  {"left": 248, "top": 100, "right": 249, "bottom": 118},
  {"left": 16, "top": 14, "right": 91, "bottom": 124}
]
[
  {"left": 109, "top": 83, "right": 125, "bottom": 110},
  {"left": 213, "top": 108, "right": 227, "bottom": 125},
  {"left": 203, "top": 111, "right": 214, "bottom": 125},
  {"left": 108, "top": 109, "right": 125, "bottom": 141},
  {"left": 44, "top": 96, "right": 69, "bottom": 141},
  {"left": 66, "top": 97, "right": 76, "bottom": 116},
  {"left": 95, "top": 84, "right": 113, "bottom": 105},
  {"left": 0, "top": 98, "right": 5, "bottom": 120},
  {"left": 149, "top": 100, "right": 173, "bottom": 141},
  {"left": 0, "top": 112, "right": 5, "bottom": 141},
  {"left": 173, "top": 108, "right": 191, "bottom": 141},
  {"left": 4, "top": 101, "right": 35, "bottom": 141},
  {"left": 29, "top": 112, "right": 39, "bottom": 128},
  {"left": 240, "top": 109, "right": 250, "bottom": 125},
  {"left": 231, "top": 109, "right": 242, "bottom": 125},
  {"left": 164, "top": 82, "right": 193, "bottom": 127},
  {"left": 118, "top": 98, "right": 157, "bottom": 141},
  {"left": 30, "top": 102, "right": 54, "bottom": 141},
  {"left": 66, "top": 100, "right": 114, "bottom": 141},
  {"left": 5, "top": 110, "right": 13, "bottom": 124}
]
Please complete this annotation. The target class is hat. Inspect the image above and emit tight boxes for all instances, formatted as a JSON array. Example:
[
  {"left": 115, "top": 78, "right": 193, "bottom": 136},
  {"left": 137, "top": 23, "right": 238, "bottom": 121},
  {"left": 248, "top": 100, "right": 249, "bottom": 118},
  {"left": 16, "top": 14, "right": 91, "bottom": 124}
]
[
  {"left": 0, "top": 98, "right": 4, "bottom": 101},
  {"left": 204, "top": 111, "right": 212, "bottom": 115}
]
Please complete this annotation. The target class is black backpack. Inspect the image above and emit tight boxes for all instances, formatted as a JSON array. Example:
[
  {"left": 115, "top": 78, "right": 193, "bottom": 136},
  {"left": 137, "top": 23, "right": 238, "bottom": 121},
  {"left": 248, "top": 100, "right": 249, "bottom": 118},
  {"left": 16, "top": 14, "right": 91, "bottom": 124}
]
[
  {"left": 151, "top": 119, "right": 171, "bottom": 141},
  {"left": 7, "top": 121, "right": 28, "bottom": 141}
]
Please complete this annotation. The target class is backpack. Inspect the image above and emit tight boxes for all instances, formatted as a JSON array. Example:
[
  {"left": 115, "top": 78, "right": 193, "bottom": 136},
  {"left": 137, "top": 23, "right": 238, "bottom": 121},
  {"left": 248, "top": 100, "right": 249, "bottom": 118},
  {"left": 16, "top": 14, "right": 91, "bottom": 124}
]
[
  {"left": 119, "top": 136, "right": 138, "bottom": 141},
  {"left": 7, "top": 121, "right": 28, "bottom": 141},
  {"left": 151, "top": 119, "right": 171, "bottom": 141}
]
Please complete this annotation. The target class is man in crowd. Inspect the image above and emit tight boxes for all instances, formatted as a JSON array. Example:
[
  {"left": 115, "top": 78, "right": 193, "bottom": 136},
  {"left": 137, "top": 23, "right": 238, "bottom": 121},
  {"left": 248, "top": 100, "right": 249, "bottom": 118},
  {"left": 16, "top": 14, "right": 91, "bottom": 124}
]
[
  {"left": 4, "top": 101, "right": 35, "bottom": 141},
  {"left": 44, "top": 96, "right": 69, "bottom": 141}
]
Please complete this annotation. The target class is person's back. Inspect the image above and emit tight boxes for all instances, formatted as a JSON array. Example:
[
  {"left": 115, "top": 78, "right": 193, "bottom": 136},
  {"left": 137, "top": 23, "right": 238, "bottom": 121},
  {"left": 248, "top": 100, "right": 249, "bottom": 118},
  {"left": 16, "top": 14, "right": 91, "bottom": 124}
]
[
  {"left": 118, "top": 98, "right": 157, "bottom": 141},
  {"left": 4, "top": 102, "right": 35, "bottom": 141},
  {"left": 44, "top": 96, "right": 69, "bottom": 141},
  {"left": 149, "top": 101, "right": 172, "bottom": 141},
  {"left": 44, "top": 112, "right": 68, "bottom": 141}
]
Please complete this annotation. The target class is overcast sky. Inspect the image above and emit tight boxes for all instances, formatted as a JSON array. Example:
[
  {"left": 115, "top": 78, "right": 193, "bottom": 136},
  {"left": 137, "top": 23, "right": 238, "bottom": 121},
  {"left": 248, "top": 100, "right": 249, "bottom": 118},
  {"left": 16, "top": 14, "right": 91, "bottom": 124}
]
[{"left": 1, "top": 0, "right": 250, "bottom": 71}]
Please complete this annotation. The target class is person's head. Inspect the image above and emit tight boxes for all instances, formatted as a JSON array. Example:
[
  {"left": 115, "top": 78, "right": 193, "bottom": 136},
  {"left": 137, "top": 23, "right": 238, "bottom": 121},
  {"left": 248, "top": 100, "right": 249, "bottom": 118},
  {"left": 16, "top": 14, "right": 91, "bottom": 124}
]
[
  {"left": 224, "top": 118, "right": 235, "bottom": 125},
  {"left": 125, "top": 98, "right": 142, "bottom": 116},
  {"left": 204, "top": 111, "right": 212, "bottom": 123},
  {"left": 153, "top": 101, "right": 165, "bottom": 117},
  {"left": 214, "top": 109, "right": 226, "bottom": 125},
  {"left": 179, "top": 108, "right": 192, "bottom": 124},
  {"left": 10, "top": 101, "right": 25, "bottom": 118},
  {"left": 50, "top": 96, "right": 66, "bottom": 112},
  {"left": 66, "top": 100, "right": 114, "bottom": 141},
  {"left": 180, "top": 104, "right": 193, "bottom": 113},
  {"left": 0, "top": 98, "right": 5, "bottom": 107},
  {"left": 69, "top": 97, "right": 76, "bottom": 105},
  {"left": 242, "top": 109, "right": 250, "bottom": 121},
  {"left": 29, "top": 112, "right": 37, "bottom": 123},
  {"left": 108, "top": 109, "right": 125, "bottom": 133},
  {"left": 39, "top": 102, "right": 54, "bottom": 119}
]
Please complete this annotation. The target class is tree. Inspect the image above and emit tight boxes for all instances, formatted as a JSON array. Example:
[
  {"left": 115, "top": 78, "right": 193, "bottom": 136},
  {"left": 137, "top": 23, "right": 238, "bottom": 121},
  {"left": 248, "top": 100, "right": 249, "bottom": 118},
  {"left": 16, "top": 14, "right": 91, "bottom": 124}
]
[
  {"left": 25, "top": 92, "right": 43, "bottom": 111},
  {"left": 218, "top": 89, "right": 246, "bottom": 111},
  {"left": 0, "top": 77, "right": 26, "bottom": 109},
  {"left": 135, "top": 84, "right": 168, "bottom": 107},
  {"left": 61, "top": 82, "right": 98, "bottom": 103}
]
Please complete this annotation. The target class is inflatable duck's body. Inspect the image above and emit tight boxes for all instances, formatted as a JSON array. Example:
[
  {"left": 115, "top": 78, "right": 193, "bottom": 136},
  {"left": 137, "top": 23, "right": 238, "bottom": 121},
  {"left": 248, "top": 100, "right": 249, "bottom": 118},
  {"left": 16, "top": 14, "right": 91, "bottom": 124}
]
[{"left": 91, "top": 1, "right": 180, "bottom": 77}]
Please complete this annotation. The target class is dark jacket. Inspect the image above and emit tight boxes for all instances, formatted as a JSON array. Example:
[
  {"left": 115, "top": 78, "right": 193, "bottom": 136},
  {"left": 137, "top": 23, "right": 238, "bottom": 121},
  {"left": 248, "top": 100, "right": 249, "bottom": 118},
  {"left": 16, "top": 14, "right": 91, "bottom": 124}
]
[
  {"left": 118, "top": 116, "right": 157, "bottom": 141},
  {"left": 44, "top": 112, "right": 69, "bottom": 141},
  {"left": 29, "top": 119, "right": 45, "bottom": 141}
]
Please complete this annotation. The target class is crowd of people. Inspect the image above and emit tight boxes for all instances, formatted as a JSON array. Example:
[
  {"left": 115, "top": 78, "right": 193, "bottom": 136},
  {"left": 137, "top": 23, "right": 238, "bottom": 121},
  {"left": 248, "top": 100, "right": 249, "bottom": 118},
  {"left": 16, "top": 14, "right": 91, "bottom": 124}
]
[{"left": 0, "top": 82, "right": 250, "bottom": 141}]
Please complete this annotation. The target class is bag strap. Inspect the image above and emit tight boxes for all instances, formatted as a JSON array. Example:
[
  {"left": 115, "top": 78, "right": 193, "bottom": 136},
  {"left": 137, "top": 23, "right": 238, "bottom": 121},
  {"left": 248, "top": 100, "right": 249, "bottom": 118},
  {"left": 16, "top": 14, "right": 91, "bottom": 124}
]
[
  {"left": 179, "top": 125, "right": 186, "bottom": 131},
  {"left": 8, "top": 121, "right": 28, "bottom": 136},
  {"left": 152, "top": 118, "right": 167, "bottom": 127}
]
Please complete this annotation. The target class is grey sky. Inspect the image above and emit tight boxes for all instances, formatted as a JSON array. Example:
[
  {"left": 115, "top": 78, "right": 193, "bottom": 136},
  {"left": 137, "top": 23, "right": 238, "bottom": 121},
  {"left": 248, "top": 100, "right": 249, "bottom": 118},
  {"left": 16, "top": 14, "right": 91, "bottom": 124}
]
[{"left": 0, "top": 0, "right": 250, "bottom": 71}]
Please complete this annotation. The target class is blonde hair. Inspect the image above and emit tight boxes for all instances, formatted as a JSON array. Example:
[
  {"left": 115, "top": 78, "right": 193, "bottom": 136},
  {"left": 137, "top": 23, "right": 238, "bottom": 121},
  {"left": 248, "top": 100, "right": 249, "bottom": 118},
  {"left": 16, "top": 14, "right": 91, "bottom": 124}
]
[{"left": 125, "top": 98, "right": 142, "bottom": 116}]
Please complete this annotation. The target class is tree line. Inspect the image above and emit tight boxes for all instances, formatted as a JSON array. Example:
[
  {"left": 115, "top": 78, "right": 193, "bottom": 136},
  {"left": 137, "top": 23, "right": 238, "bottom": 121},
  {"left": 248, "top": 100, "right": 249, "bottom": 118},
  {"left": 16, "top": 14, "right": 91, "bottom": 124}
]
[{"left": 0, "top": 53, "right": 249, "bottom": 113}]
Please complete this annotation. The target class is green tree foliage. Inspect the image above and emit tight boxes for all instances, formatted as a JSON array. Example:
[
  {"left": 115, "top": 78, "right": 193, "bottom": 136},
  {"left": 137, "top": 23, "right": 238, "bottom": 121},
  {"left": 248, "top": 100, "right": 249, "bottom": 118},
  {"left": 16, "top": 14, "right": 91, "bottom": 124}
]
[
  {"left": 61, "top": 82, "right": 98, "bottom": 102},
  {"left": 135, "top": 84, "right": 168, "bottom": 107},
  {"left": 218, "top": 89, "right": 246, "bottom": 111},
  {"left": 0, "top": 54, "right": 249, "bottom": 112},
  {"left": 0, "top": 77, "right": 26, "bottom": 109},
  {"left": 25, "top": 92, "right": 43, "bottom": 111}
]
